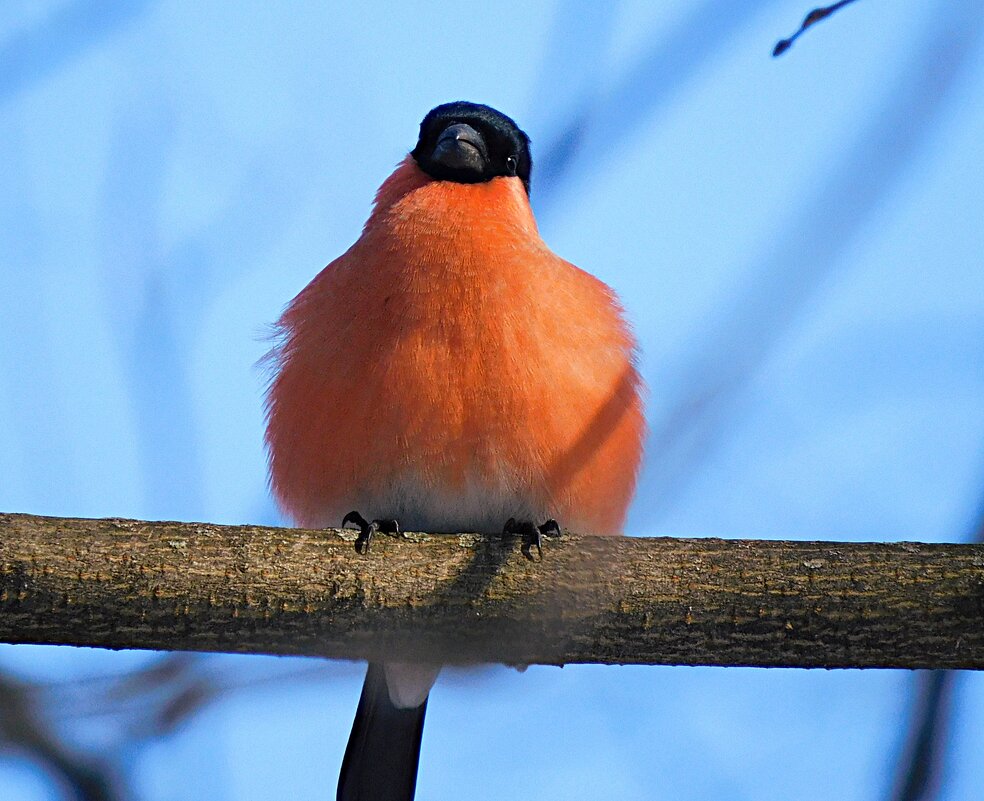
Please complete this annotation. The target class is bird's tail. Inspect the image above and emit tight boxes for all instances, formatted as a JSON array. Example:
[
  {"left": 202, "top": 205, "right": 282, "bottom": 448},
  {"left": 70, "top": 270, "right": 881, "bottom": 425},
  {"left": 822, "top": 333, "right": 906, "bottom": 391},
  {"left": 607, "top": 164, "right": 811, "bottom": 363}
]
[{"left": 337, "top": 662, "right": 429, "bottom": 801}]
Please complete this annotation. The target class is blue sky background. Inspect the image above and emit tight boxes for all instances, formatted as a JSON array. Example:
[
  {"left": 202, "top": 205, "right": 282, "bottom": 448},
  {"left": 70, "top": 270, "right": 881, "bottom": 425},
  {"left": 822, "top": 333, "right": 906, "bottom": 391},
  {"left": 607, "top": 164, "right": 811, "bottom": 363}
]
[{"left": 1, "top": 1, "right": 983, "bottom": 799}]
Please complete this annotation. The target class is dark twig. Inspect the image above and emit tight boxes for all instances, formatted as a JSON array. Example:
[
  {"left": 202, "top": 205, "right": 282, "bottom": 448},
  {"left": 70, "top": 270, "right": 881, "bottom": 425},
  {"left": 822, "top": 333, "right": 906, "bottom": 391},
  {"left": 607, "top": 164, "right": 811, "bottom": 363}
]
[{"left": 773, "top": 0, "right": 861, "bottom": 56}]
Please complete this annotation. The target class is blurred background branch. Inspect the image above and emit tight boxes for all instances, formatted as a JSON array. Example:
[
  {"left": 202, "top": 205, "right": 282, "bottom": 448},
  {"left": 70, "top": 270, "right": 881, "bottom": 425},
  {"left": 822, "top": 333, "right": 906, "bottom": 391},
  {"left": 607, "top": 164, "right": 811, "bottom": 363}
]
[
  {"left": 635, "top": 0, "right": 983, "bottom": 524},
  {"left": 0, "top": 0, "right": 150, "bottom": 105},
  {"left": 0, "top": 672, "right": 123, "bottom": 801}
]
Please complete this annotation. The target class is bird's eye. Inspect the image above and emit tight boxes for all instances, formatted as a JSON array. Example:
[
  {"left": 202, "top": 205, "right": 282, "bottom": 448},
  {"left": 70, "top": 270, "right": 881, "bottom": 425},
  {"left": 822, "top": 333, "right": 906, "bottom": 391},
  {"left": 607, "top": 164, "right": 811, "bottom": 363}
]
[{"left": 506, "top": 155, "right": 518, "bottom": 174}]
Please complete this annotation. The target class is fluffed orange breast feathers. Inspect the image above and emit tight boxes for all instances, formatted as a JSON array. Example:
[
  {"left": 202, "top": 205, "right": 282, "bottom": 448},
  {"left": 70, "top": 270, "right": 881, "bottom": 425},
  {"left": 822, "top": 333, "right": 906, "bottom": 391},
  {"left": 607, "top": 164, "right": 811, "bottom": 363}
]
[{"left": 265, "top": 156, "right": 644, "bottom": 535}]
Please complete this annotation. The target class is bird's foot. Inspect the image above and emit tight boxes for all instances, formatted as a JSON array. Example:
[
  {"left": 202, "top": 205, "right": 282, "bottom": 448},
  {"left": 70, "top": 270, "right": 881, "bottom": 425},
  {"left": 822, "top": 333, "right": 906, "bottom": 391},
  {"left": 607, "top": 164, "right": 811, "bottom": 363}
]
[
  {"left": 503, "top": 517, "right": 562, "bottom": 561},
  {"left": 341, "top": 511, "right": 400, "bottom": 555}
]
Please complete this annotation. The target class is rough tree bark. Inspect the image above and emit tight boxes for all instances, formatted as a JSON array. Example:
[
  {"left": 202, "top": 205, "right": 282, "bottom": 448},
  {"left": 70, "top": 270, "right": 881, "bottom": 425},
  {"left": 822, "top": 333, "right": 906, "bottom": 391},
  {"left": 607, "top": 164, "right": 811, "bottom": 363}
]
[{"left": 1, "top": 513, "right": 982, "bottom": 669}]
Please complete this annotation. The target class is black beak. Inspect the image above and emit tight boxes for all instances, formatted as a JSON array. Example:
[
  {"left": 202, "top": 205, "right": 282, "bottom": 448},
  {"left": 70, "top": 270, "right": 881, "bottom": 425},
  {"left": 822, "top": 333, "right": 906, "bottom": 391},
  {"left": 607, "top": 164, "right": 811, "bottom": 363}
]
[{"left": 430, "top": 123, "right": 487, "bottom": 172}]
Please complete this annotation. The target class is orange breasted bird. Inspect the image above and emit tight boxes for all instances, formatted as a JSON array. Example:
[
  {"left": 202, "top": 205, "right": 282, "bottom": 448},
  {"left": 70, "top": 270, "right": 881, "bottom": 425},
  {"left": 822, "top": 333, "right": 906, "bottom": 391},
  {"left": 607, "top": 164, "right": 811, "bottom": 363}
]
[{"left": 264, "top": 101, "right": 645, "bottom": 801}]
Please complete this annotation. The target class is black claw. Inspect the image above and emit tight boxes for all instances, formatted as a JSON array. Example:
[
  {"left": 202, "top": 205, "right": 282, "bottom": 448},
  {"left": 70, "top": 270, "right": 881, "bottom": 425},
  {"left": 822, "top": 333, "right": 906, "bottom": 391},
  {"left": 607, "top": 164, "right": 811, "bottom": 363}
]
[
  {"left": 503, "top": 518, "right": 561, "bottom": 561},
  {"left": 341, "top": 511, "right": 399, "bottom": 555},
  {"left": 341, "top": 510, "right": 374, "bottom": 554},
  {"left": 356, "top": 522, "right": 377, "bottom": 555},
  {"left": 342, "top": 510, "right": 369, "bottom": 530},
  {"left": 376, "top": 519, "right": 400, "bottom": 534}
]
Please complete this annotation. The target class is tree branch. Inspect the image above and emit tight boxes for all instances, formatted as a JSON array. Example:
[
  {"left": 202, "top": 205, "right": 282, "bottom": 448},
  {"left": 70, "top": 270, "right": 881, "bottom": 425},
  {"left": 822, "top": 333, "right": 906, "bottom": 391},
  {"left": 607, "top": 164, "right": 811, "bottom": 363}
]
[{"left": 1, "top": 513, "right": 982, "bottom": 669}]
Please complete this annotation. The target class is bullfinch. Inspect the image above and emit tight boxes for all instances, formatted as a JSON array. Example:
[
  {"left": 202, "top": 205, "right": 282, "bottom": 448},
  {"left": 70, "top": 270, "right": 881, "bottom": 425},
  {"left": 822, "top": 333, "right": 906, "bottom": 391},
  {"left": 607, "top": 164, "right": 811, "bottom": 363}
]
[{"left": 264, "top": 101, "right": 645, "bottom": 801}]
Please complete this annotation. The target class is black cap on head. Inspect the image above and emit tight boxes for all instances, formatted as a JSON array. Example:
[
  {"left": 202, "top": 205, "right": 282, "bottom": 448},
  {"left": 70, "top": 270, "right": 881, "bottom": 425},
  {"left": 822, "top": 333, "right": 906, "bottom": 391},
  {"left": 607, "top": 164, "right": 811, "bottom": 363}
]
[{"left": 411, "top": 102, "right": 532, "bottom": 194}]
